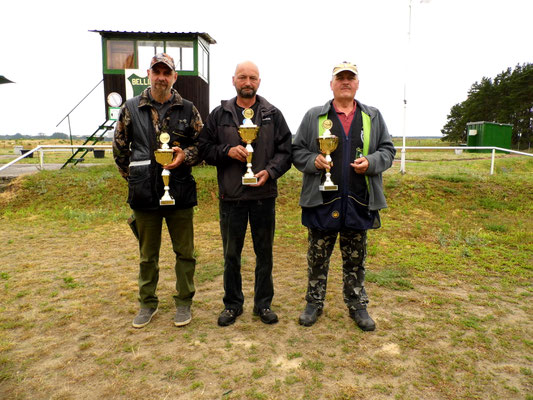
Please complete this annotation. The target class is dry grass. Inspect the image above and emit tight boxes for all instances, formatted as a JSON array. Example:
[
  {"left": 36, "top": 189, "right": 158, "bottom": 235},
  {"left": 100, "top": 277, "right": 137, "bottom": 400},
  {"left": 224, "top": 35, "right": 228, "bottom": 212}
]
[{"left": 0, "top": 151, "right": 532, "bottom": 400}]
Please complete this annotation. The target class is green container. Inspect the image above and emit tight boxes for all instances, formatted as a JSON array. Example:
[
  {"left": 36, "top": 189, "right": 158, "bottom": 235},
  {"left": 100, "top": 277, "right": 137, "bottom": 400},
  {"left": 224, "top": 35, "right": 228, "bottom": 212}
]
[{"left": 466, "top": 121, "right": 512, "bottom": 153}]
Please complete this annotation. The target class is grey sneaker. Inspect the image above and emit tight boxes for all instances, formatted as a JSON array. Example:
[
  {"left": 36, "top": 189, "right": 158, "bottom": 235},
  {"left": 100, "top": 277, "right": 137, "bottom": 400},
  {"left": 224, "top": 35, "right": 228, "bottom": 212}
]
[
  {"left": 174, "top": 305, "right": 192, "bottom": 327},
  {"left": 132, "top": 307, "right": 158, "bottom": 328}
]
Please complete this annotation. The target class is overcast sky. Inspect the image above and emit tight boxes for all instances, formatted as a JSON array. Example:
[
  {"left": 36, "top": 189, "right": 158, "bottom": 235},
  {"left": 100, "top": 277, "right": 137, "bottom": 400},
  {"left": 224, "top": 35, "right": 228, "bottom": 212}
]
[{"left": 1, "top": 0, "right": 531, "bottom": 138}]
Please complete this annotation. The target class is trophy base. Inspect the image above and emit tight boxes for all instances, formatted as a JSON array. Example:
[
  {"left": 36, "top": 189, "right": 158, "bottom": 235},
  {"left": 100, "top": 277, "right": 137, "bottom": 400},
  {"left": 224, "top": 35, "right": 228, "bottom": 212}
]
[
  {"left": 160, "top": 199, "right": 176, "bottom": 206},
  {"left": 319, "top": 184, "right": 338, "bottom": 191},
  {"left": 242, "top": 176, "right": 258, "bottom": 185}
]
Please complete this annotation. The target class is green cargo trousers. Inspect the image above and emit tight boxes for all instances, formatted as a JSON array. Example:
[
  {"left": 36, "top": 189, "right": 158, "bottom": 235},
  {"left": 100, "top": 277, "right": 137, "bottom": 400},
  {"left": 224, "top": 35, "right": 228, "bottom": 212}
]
[{"left": 133, "top": 207, "right": 195, "bottom": 308}]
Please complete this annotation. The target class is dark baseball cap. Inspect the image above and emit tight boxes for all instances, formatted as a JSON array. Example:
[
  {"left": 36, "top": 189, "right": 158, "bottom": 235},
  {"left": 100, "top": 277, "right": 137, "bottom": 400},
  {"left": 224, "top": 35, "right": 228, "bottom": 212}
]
[{"left": 150, "top": 53, "right": 176, "bottom": 71}]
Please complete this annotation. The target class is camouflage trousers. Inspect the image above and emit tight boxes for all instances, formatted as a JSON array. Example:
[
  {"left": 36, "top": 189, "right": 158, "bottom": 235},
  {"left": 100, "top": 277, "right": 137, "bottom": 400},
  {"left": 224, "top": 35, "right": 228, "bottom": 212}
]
[{"left": 305, "top": 228, "right": 369, "bottom": 312}]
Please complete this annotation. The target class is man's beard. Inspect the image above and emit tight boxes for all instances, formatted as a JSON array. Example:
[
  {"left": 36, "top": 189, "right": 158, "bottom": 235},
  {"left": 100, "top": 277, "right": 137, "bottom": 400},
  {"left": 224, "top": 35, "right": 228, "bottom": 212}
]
[
  {"left": 153, "top": 81, "right": 169, "bottom": 91},
  {"left": 238, "top": 87, "right": 256, "bottom": 98}
]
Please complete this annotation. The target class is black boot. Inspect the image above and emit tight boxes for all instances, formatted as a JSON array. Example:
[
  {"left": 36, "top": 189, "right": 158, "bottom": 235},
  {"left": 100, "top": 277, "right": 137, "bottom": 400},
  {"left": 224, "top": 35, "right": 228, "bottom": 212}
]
[
  {"left": 298, "top": 303, "right": 323, "bottom": 327},
  {"left": 349, "top": 308, "right": 376, "bottom": 331},
  {"left": 253, "top": 307, "right": 279, "bottom": 324},
  {"left": 217, "top": 308, "right": 243, "bottom": 326}
]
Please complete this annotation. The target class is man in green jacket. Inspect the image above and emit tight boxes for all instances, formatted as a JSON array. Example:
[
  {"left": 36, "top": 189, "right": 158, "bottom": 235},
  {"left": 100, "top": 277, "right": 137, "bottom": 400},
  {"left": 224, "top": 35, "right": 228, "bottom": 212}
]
[{"left": 292, "top": 62, "right": 396, "bottom": 331}]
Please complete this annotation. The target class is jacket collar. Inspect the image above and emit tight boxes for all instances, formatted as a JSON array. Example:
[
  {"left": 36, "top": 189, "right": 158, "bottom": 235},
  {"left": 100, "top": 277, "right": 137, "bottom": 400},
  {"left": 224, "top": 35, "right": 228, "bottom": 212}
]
[
  {"left": 220, "top": 95, "right": 275, "bottom": 126},
  {"left": 138, "top": 87, "right": 184, "bottom": 108},
  {"left": 320, "top": 99, "right": 377, "bottom": 119}
]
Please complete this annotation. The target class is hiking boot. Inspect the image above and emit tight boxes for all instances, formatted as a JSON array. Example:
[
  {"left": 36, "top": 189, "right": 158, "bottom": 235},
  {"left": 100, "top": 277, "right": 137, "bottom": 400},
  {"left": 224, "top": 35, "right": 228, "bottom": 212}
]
[
  {"left": 217, "top": 308, "right": 243, "bottom": 326},
  {"left": 132, "top": 307, "right": 158, "bottom": 328},
  {"left": 349, "top": 308, "right": 376, "bottom": 331},
  {"left": 253, "top": 307, "right": 279, "bottom": 324},
  {"left": 298, "top": 303, "right": 323, "bottom": 327},
  {"left": 174, "top": 305, "right": 192, "bottom": 327}
]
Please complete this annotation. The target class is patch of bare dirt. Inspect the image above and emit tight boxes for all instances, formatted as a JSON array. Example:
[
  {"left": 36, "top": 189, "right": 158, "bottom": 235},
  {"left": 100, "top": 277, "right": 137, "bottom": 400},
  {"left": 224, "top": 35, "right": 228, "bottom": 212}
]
[{"left": 1, "top": 217, "right": 531, "bottom": 400}]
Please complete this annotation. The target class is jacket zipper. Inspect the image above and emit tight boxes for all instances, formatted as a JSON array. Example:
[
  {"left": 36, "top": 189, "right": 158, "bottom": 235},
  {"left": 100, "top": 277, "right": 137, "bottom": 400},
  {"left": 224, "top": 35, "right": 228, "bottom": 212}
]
[{"left": 341, "top": 126, "right": 352, "bottom": 226}]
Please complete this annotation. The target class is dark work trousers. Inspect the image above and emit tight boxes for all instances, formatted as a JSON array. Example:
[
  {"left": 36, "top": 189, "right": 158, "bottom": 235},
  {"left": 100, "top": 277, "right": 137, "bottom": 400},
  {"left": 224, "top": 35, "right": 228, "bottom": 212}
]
[
  {"left": 219, "top": 198, "right": 276, "bottom": 310},
  {"left": 133, "top": 207, "right": 196, "bottom": 309},
  {"left": 306, "top": 228, "right": 369, "bottom": 311}
]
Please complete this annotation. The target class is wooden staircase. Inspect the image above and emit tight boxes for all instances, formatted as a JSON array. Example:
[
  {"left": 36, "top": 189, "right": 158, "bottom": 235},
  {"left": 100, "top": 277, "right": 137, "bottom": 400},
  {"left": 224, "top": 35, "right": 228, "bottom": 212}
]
[{"left": 61, "top": 120, "right": 116, "bottom": 168}]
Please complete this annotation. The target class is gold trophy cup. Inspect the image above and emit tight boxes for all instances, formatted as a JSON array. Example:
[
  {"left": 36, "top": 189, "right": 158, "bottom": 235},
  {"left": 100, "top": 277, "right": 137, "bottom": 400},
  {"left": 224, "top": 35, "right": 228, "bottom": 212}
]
[
  {"left": 238, "top": 108, "right": 260, "bottom": 185},
  {"left": 317, "top": 119, "right": 339, "bottom": 191},
  {"left": 154, "top": 132, "right": 176, "bottom": 205}
]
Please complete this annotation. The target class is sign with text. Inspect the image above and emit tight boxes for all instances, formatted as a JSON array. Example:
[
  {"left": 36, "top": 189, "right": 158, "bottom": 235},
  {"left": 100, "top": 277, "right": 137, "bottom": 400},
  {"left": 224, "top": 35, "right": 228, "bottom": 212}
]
[
  {"left": 125, "top": 69, "right": 150, "bottom": 99},
  {"left": 108, "top": 107, "right": 121, "bottom": 121}
]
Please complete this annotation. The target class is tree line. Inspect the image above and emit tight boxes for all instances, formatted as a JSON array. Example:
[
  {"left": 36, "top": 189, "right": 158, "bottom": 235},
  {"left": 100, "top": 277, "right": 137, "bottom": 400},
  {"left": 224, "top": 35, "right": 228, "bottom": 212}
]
[
  {"left": 0, "top": 132, "right": 69, "bottom": 140},
  {"left": 441, "top": 63, "right": 533, "bottom": 148}
]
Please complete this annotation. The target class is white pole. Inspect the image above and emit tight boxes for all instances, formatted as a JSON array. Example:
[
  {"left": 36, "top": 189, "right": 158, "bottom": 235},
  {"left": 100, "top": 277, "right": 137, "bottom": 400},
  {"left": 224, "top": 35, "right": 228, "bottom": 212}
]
[
  {"left": 401, "top": 0, "right": 412, "bottom": 175},
  {"left": 490, "top": 148, "right": 495, "bottom": 175},
  {"left": 39, "top": 149, "right": 44, "bottom": 169}
]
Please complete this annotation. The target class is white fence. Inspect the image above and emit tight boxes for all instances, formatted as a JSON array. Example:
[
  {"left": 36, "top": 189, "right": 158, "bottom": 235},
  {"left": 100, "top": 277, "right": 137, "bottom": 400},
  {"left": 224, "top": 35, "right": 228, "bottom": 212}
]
[
  {"left": 0, "top": 145, "right": 113, "bottom": 172},
  {"left": 1, "top": 144, "right": 532, "bottom": 176},
  {"left": 399, "top": 146, "right": 532, "bottom": 174}
]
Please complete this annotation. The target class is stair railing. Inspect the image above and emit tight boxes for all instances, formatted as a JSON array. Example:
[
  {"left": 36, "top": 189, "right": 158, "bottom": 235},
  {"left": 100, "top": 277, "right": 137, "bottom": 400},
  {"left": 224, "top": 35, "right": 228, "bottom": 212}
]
[{"left": 56, "top": 79, "right": 104, "bottom": 148}]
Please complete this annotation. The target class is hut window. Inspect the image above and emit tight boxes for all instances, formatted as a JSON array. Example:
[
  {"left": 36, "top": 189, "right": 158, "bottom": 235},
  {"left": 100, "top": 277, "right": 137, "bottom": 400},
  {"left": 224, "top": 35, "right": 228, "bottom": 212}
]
[
  {"left": 166, "top": 41, "right": 194, "bottom": 71},
  {"left": 198, "top": 41, "right": 209, "bottom": 82},
  {"left": 106, "top": 40, "right": 135, "bottom": 70},
  {"left": 137, "top": 41, "right": 164, "bottom": 69}
]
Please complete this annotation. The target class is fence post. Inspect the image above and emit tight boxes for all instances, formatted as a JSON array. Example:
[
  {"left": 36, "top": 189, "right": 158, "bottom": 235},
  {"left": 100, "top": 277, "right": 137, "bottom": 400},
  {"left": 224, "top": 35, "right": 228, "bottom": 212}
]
[
  {"left": 400, "top": 148, "right": 406, "bottom": 174},
  {"left": 490, "top": 148, "right": 495, "bottom": 175},
  {"left": 39, "top": 148, "right": 44, "bottom": 169}
]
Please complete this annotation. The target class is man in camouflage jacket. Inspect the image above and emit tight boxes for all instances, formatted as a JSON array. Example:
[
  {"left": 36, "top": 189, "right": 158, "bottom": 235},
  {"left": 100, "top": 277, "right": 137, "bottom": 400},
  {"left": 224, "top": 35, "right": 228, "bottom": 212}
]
[{"left": 113, "top": 53, "right": 203, "bottom": 329}]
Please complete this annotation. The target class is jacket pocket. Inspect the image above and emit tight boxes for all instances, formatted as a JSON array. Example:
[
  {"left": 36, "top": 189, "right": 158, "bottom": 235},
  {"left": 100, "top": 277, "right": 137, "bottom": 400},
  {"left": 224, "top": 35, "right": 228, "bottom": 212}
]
[
  {"left": 170, "top": 130, "right": 193, "bottom": 149},
  {"left": 169, "top": 175, "right": 197, "bottom": 208},
  {"left": 127, "top": 165, "right": 155, "bottom": 208},
  {"left": 345, "top": 194, "right": 376, "bottom": 230},
  {"left": 302, "top": 197, "right": 343, "bottom": 231}
]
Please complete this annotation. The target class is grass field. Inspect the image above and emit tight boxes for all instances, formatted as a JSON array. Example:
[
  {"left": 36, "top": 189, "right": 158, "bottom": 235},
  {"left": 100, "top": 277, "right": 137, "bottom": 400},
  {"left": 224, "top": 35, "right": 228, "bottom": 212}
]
[
  {"left": 0, "top": 139, "right": 113, "bottom": 167},
  {"left": 0, "top": 145, "right": 532, "bottom": 399}
]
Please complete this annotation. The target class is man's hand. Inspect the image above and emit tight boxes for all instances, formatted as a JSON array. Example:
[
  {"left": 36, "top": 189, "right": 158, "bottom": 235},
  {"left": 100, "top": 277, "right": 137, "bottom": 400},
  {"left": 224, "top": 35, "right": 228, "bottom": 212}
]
[
  {"left": 314, "top": 154, "right": 330, "bottom": 170},
  {"left": 249, "top": 170, "right": 270, "bottom": 187},
  {"left": 228, "top": 145, "right": 248, "bottom": 162},
  {"left": 350, "top": 157, "right": 368, "bottom": 174},
  {"left": 164, "top": 147, "right": 185, "bottom": 169}
]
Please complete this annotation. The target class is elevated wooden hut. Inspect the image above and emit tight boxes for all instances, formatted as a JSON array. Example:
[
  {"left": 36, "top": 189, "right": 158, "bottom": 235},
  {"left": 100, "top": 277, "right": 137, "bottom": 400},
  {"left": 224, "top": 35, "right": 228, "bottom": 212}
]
[{"left": 91, "top": 30, "right": 216, "bottom": 120}]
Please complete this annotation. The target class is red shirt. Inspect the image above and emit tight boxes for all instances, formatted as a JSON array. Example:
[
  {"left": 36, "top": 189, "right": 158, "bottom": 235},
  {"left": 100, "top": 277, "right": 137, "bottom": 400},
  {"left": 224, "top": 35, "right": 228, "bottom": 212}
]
[{"left": 333, "top": 101, "right": 357, "bottom": 137}]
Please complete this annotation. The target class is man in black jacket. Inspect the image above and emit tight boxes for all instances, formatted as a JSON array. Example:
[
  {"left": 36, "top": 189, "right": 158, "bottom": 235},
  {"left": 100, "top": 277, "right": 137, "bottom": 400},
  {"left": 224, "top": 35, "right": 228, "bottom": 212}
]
[
  {"left": 199, "top": 61, "right": 292, "bottom": 326},
  {"left": 113, "top": 53, "right": 203, "bottom": 329}
]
